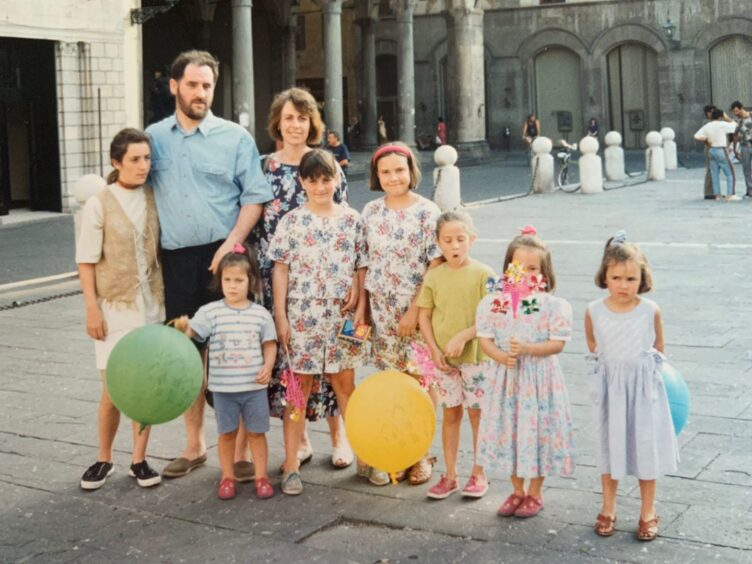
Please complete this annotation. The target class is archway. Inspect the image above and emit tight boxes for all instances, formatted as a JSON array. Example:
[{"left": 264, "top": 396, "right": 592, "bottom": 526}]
[
  {"left": 709, "top": 35, "right": 752, "bottom": 109},
  {"left": 533, "top": 47, "right": 583, "bottom": 142},
  {"left": 606, "top": 43, "right": 659, "bottom": 148},
  {"left": 376, "top": 53, "right": 398, "bottom": 142}
]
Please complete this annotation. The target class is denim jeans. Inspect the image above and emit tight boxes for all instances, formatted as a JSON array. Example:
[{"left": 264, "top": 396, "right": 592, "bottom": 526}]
[{"left": 708, "top": 147, "right": 735, "bottom": 196}]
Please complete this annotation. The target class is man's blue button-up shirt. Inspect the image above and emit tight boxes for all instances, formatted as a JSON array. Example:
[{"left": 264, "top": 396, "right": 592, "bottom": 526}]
[{"left": 146, "top": 112, "right": 273, "bottom": 250}]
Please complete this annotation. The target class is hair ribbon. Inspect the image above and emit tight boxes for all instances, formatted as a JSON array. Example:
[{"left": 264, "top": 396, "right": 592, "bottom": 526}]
[
  {"left": 610, "top": 230, "right": 627, "bottom": 245},
  {"left": 520, "top": 225, "right": 537, "bottom": 236},
  {"left": 371, "top": 144, "right": 412, "bottom": 165},
  {"left": 232, "top": 242, "right": 245, "bottom": 253}
]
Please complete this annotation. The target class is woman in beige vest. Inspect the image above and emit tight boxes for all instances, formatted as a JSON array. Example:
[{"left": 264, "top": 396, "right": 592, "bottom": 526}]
[{"left": 76, "top": 128, "right": 165, "bottom": 491}]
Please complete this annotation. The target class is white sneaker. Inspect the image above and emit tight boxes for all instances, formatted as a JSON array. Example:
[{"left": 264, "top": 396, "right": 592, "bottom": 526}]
[{"left": 726, "top": 194, "right": 742, "bottom": 201}]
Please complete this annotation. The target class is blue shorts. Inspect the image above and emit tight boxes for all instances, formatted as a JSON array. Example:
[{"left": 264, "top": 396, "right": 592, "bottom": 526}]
[{"left": 213, "top": 389, "right": 270, "bottom": 435}]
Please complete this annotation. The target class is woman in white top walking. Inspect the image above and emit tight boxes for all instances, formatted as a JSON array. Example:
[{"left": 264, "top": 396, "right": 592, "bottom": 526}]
[{"left": 694, "top": 108, "right": 739, "bottom": 200}]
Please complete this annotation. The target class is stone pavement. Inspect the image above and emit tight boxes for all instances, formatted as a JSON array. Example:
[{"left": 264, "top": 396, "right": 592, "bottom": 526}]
[{"left": 1, "top": 168, "right": 751, "bottom": 563}]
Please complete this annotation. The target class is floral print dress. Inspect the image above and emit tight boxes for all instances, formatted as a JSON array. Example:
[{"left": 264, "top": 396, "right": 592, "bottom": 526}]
[
  {"left": 475, "top": 291, "right": 575, "bottom": 478},
  {"left": 361, "top": 195, "right": 442, "bottom": 371},
  {"left": 251, "top": 154, "right": 348, "bottom": 420},
  {"left": 267, "top": 206, "right": 367, "bottom": 374}
]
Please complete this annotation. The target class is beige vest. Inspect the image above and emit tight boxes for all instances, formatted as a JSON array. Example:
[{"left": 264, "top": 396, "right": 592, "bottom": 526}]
[{"left": 94, "top": 186, "right": 164, "bottom": 308}]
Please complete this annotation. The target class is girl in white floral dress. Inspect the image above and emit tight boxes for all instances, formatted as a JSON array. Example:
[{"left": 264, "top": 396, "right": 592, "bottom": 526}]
[
  {"left": 355, "top": 142, "right": 443, "bottom": 486},
  {"left": 269, "top": 149, "right": 367, "bottom": 496},
  {"left": 476, "top": 227, "right": 575, "bottom": 519}
]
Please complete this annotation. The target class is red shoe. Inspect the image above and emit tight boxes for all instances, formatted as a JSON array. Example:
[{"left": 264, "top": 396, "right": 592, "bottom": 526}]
[
  {"left": 426, "top": 475, "right": 459, "bottom": 499},
  {"left": 255, "top": 477, "right": 274, "bottom": 499},
  {"left": 217, "top": 477, "right": 237, "bottom": 500},
  {"left": 461, "top": 475, "right": 489, "bottom": 498},
  {"left": 514, "top": 495, "right": 544, "bottom": 518},
  {"left": 497, "top": 493, "right": 525, "bottom": 516}
]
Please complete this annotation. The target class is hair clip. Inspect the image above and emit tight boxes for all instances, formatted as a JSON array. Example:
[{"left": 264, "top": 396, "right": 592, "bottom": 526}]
[
  {"left": 232, "top": 242, "right": 245, "bottom": 253},
  {"left": 520, "top": 225, "right": 537, "bottom": 236},
  {"left": 610, "top": 230, "right": 627, "bottom": 245}
]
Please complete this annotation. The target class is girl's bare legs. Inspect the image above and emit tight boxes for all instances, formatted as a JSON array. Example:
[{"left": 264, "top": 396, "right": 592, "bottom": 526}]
[
  {"left": 97, "top": 371, "right": 120, "bottom": 462},
  {"left": 601, "top": 474, "right": 619, "bottom": 517},
  {"left": 638, "top": 479, "right": 657, "bottom": 520},
  {"left": 326, "top": 415, "right": 345, "bottom": 449},
  {"left": 467, "top": 407, "right": 486, "bottom": 481},
  {"left": 442, "top": 405, "right": 463, "bottom": 481},
  {"left": 247, "top": 432, "right": 269, "bottom": 480},
  {"left": 328, "top": 369, "right": 355, "bottom": 419},
  {"left": 233, "top": 427, "right": 251, "bottom": 463},
  {"left": 510, "top": 475, "right": 526, "bottom": 497},
  {"left": 218, "top": 430, "right": 238, "bottom": 480},
  {"left": 528, "top": 476, "right": 545, "bottom": 498},
  {"left": 131, "top": 422, "right": 151, "bottom": 464},
  {"left": 282, "top": 375, "right": 314, "bottom": 474}
]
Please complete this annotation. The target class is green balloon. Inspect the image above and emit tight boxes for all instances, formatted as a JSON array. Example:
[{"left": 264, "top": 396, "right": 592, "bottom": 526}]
[{"left": 106, "top": 325, "right": 202, "bottom": 426}]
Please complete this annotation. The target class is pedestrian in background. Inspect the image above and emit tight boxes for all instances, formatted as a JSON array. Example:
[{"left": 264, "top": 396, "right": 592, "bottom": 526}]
[
  {"left": 731, "top": 100, "right": 752, "bottom": 198},
  {"left": 694, "top": 108, "right": 739, "bottom": 200},
  {"left": 326, "top": 130, "right": 350, "bottom": 176},
  {"left": 436, "top": 117, "right": 447, "bottom": 145}
]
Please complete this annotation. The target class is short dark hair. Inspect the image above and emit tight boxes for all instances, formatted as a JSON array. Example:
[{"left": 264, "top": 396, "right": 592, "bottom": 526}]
[
  {"left": 327, "top": 130, "right": 340, "bottom": 141},
  {"left": 731, "top": 100, "right": 744, "bottom": 110},
  {"left": 703, "top": 104, "right": 716, "bottom": 114},
  {"left": 711, "top": 108, "right": 724, "bottom": 120},
  {"left": 170, "top": 50, "right": 219, "bottom": 82},
  {"left": 595, "top": 237, "right": 653, "bottom": 294},
  {"left": 107, "top": 128, "right": 151, "bottom": 184},
  {"left": 299, "top": 148, "right": 338, "bottom": 180},
  {"left": 210, "top": 242, "right": 261, "bottom": 299}
]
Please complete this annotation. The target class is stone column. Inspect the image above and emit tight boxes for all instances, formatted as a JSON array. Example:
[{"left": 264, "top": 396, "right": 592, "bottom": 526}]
[
  {"left": 322, "top": 0, "right": 344, "bottom": 138},
  {"left": 283, "top": 19, "right": 297, "bottom": 89},
  {"left": 356, "top": 15, "right": 378, "bottom": 149},
  {"left": 394, "top": 0, "right": 416, "bottom": 145},
  {"left": 232, "top": 0, "right": 255, "bottom": 135},
  {"left": 444, "top": 4, "right": 489, "bottom": 156}
]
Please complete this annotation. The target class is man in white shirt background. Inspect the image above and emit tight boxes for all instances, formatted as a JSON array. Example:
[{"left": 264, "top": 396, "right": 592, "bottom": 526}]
[{"left": 694, "top": 108, "right": 740, "bottom": 201}]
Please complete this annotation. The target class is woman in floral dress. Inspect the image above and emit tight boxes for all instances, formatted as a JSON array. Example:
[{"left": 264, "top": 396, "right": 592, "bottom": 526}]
[{"left": 252, "top": 87, "right": 353, "bottom": 468}]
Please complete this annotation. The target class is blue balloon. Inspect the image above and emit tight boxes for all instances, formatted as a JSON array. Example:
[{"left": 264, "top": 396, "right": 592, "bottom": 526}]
[{"left": 661, "top": 363, "right": 690, "bottom": 435}]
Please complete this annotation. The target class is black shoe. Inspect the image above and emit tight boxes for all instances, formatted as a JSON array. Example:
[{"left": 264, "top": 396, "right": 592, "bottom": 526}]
[
  {"left": 80, "top": 461, "right": 114, "bottom": 490},
  {"left": 129, "top": 460, "right": 162, "bottom": 488}
]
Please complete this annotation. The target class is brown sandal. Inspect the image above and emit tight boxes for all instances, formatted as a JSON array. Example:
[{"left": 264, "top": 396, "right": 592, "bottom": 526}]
[
  {"left": 636, "top": 516, "right": 659, "bottom": 541},
  {"left": 408, "top": 456, "right": 437, "bottom": 485},
  {"left": 594, "top": 513, "right": 616, "bottom": 537}
]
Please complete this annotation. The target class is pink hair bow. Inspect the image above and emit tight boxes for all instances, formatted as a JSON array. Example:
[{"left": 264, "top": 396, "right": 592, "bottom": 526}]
[
  {"left": 232, "top": 242, "right": 245, "bottom": 253},
  {"left": 520, "top": 225, "right": 537, "bottom": 236}
]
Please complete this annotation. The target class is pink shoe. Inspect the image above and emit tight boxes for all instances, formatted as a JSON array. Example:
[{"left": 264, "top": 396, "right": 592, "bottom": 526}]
[
  {"left": 255, "top": 477, "right": 274, "bottom": 499},
  {"left": 217, "top": 477, "right": 237, "bottom": 500},
  {"left": 497, "top": 493, "right": 525, "bottom": 516},
  {"left": 514, "top": 495, "right": 544, "bottom": 518},
  {"left": 426, "top": 475, "right": 459, "bottom": 499},
  {"left": 461, "top": 475, "right": 488, "bottom": 498}
]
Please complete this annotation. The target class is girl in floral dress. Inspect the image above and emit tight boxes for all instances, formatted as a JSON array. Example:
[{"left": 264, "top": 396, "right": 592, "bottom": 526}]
[
  {"left": 253, "top": 87, "right": 353, "bottom": 469},
  {"left": 355, "top": 142, "right": 443, "bottom": 486},
  {"left": 476, "top": 226, "right": 575, "bottom": 518},
  {"left": 269, "top": 149, "right": 367, "bottom": 496}
]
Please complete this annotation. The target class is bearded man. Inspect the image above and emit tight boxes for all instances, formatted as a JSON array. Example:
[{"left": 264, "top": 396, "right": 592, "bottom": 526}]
[{"left": 146, "top": 50, "right": 272, "bottom": 479}]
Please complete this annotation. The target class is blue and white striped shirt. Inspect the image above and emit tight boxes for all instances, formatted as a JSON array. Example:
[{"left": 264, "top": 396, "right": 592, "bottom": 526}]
[{"left": 190, "top": 300, "right": 277, "bottom": 393}]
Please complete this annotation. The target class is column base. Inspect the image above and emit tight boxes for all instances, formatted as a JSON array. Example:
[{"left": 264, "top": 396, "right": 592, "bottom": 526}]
[{"left": 454, "top": 140, "right": 491, "bottom": 160}]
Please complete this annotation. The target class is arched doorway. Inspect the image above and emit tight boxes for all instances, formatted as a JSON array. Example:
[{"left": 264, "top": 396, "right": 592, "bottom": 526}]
[
  {"left": 534, "top": 47, "right": 583, "bottom": 142},
  {"left": 376, "top": 54, "right": 398, "bottom": 142},
  {"left": 606, "top": 43, "right": 659, "bottom": 148},
  {"left": 709, "top": 35, "right": 752, "bottom": 109}
]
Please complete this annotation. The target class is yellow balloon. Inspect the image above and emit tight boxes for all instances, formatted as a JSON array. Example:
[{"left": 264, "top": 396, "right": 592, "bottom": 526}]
[{"left": 345, "top": 370, "right": 436, "bottom": 475}]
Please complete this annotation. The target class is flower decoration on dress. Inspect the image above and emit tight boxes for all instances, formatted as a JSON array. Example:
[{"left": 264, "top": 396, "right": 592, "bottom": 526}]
[{"left": 406, "top": 341, "right": 437, "bottom": 391}]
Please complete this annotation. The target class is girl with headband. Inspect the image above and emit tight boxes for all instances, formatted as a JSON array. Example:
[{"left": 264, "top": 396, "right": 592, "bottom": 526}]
[{"left": 355, "top": 142, "right": 443, "bottom": 486}]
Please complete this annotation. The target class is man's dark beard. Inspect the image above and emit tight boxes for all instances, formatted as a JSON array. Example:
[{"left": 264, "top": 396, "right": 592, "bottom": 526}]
[{"left": 177, "top": 89, "right": 208, "bottom": 121}]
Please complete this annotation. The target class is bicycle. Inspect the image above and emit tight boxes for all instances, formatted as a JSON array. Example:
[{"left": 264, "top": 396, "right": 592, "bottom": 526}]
[{"left": 556, "top": 140, "right": 580, "bottom": 193}]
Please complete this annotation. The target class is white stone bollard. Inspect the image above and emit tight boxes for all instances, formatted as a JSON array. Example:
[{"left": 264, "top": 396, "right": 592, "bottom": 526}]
[
  {"left": 531, "top": 137, "right": 554, "bottom": 194},
  {"left": 72, "top": 174, "right": 106, "bottom": 244},
  {"left": 432, "top": 145, "right": 461, "bottom": 211},
  {"left": 645, "top": 131, "right": 666, "bottom": 180},
  {"left": 604, "top": 131, "right": 626, "bottom": 181},
  {"left": 579, "top": 136, "right": 603, "bottom": 193},
  {"left": 661, "top": 127, "right": 678, "bottom": 170}
]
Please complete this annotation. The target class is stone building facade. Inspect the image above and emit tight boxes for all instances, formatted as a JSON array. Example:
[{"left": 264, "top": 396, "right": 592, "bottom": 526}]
[{"left": 0, "top": 0, "right": 141, "bottom": 214}]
